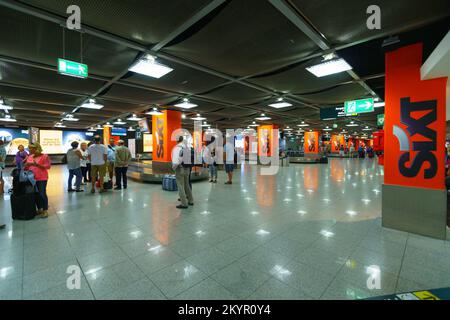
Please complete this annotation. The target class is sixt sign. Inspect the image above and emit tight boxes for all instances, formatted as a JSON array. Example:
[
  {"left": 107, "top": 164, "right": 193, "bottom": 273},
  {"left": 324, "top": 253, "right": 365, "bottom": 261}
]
[{"left": 394, "top": 98, "right": 437, "bottom": 179}]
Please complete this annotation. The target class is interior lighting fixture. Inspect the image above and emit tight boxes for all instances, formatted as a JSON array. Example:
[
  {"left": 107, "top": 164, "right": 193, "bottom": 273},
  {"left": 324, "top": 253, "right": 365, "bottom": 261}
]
[
  {"left": 113, "top": 118, "right": 126, "bottom": 125},
  {"left": 255, "top": 113, "right": 271, "bottom": 121},
  {"left": 62, "top": 114, "right": 79, "bottom": 122},
  {"left": 269, "top": 97, "right": 293, "bottom": 109},
  {"left": 128, "top": 54, "right": 173, "bottom": 79},
  {"left": 191, "top": 114, "right": 206, "bottom": 121},
  {"left": 127, "top": 114, "right": 143, "bottom": 121},
  {"left": 0, "top": 98, "right": 12, "bottom": 110},
  {"left": 306, "top": 57, "right": 353, "bottom": 78},
  {"left": 146, "top": 108, "right": 164, "bottom": 116},
  {"left": 175, "top": 98, "right": 198, "bottom": 109},
  {"left": 80, "top": 99, "right": 103, "bottom": 110}
]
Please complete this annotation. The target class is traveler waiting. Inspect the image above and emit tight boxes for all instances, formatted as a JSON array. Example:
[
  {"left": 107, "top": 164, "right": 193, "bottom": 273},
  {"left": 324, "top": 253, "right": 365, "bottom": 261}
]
[
  {"left": 107, "top": 138, "right": 116, "bottom": 184},
  {"left": 88, "top": 136, "right": 108, "bottom": 194},
  {"left": 203, "top": 137, "right": 218, "bottom": 183},
  {"left": 80, "top": 142, "right": 90, "bottom": 184},
  {"left": 172, "top": 136, "right": 194, "bottom": 209},
  {"left": 0, "top": 140, "right": 5, "bottom": 194},
  {"left": 66, "top": 141, "right": 84, "bottom": 192},
  {"left": 349, "top": 144, "right": 355, "bottom": 158},
  {"left": 24, "top": 142, "right": 51, "bottom": 219},
  {"left": 15, "top": 145, "right": 28, "bottom": 169},
  {"left": 339, "top": 145, "right": 345, "bottom": 158},
  {"left": 114, "top": 140, "right": 132, "bottom": 190},
  {"left": 224, "top": 141, "right": 236, "bottom": 185}
]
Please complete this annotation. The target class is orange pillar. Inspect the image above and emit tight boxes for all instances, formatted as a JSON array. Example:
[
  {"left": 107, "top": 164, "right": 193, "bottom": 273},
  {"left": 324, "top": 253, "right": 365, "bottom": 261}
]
[
  {"left": 304, "top": 131, "right": 319, "bottom": 154},
  {"left": 257, "top": 125, "right": 278, "bottom": 157},
  {"left": 152, "top": 110, "right": 181, "bottom": 171}
]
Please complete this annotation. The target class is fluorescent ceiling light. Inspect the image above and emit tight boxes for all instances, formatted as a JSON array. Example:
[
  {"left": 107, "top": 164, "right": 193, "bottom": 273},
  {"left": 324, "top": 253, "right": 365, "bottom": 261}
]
[
  {"left": 0, "top": 114, "right": 16, "bottom": 122},
  {"left": 269, "top": 99, "right": 293, "bottom": 109},
  {"left": 104, "top": 122, "right": 113, "bottom": 127},
  {"left": 192, "top": 114, "right": 206, "bottom": 121},
  {"left": 175, "top": 99, "right": 198, "bottom": 109},
  {"left": 201, "top": 122, "right": 211, "bottom": 127},
  {"left": 284, "top": 127, "right": 293, "bottom": 131},
  {"left": 362, "top": 127, "right": 372, "bottom": 131},
  {"left": 146, "top": 108, "right": 163, "bottom": 116},
  {"left": 127, "top": 114, "right": 143, "bottom": 121},
  {"left": 322, "top": 118, "right": 336, "bottom": 121},
  {"left": 255, "top": 114, "right": 271, "bottom": 121},
  {"left": 323, "top": 128, "right": 332, "bottom": 131},
  {"left": 374, "top": 102, "right": 385, "bottom": 108},
  {"left": 346, "top": 121, "right": 359, "bottom": 127},
  {"left": 306, "top": 58, "right": 352, "bottom": 78},
  {"left": 87, "top": 127, "right": 97, "bottom": 132},
  {"left": 128, "top": 55, "right": 173, "bottom": 79},
  {"left": 55, "top": 122, "right": 66, "bottom": 128},
  {"left": 62, "top": 115, "right": 79, "bottom": 122},
  {"left": 249, "top": 122, "right": 260, "bottom": 127},
  {"left": 80, "top": 99, "right": 103, "bottom": 110},
  {"left": 113, "top": 119, "right": 126, "bottom": 125},
  {"left": 127, "top": 127, "right": 135, "bottom": 132},
  {"left": 297, "top": 122, "right": 309, "bottom": 127},
  {"left": 181, "top": 114, "right": 186, "bottom": 119}
]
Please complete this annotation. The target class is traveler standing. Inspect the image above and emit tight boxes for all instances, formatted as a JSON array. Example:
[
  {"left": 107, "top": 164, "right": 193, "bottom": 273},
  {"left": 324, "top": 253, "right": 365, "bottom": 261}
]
[
  {"left": 114, "top": 140, "right": 132, "bottom": 190},
  {"left": 24, "top": 142, "right": 51, "bottom": 219},
  {"left": 15, "top": 145, "right": 28, "bottom": 169},
  {"left": 224, "top": 141, "right": 236, "bottom": 185},
  {"left": 349, "top": 144, "right": 355, "bottom": 159},
  {"left": 66, "top": 141, "right": 84, "bottom": 192},
  {"left": 107, "top": 138, "right": 116, "bottom": 185},
  {"left": 0, "top": 140, "right": 6, "bottom": 194},
  {"left": 88, "top": 136, "right": 108, "bottom": 194},
  {"left": 203, "top": 137, "right": 217, "bottom": 183},
  {"left": 339, "top": 145, "right": 345, "bottom": 158},
  {"left": 172, "top": 136, "right": 193, "bottom": 209},
  {"left": 80, "top": 142, "right": 90, "bottom": 184}
]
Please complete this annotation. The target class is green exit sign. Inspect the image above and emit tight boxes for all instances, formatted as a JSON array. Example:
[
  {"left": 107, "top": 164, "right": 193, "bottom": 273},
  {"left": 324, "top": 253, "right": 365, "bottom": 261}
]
[
  {"left": 58, "top": 59, "right": 88, "bottom": 78},
  {"left": 377, "top": 114, "right": 385, "bottom": 127},
  {"left": 344, "top": 98, "right": 374, "bottom": 114}
]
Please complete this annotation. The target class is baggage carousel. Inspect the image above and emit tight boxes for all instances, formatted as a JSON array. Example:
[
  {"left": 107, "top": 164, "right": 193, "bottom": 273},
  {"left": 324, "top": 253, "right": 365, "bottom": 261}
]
[
  {"left": 127, "top": 160, "right": 209, "bottom": 183},
  {"left": 289, "top": 156, "right": 328, "bottom": 164}
]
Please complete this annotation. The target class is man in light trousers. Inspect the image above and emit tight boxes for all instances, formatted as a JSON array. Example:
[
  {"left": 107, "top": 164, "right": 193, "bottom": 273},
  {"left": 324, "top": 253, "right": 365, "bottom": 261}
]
[{"left": 172, "top": 136, "right": 193, "bottom": 209}]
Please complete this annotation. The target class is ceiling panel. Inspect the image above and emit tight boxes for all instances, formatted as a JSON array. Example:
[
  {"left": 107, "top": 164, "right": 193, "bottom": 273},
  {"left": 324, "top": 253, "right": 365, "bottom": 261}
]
[
  {"left": 163, "top": 0, "right": 319, "bottom": 76},
  {"left": 291, "top": 0, "right": 450, "bottom": 46},
  {"left": 293, "top": 83, "right": 369, "bottom": 105},
  {"left": 100, "top": 84, "right": 176, "bottom": 106},
  {"left": 20, "top": 0, "right": 213, "bottom": 46},
  {"left": 199, "top": 83, "right": 271, "bottom": 105}
]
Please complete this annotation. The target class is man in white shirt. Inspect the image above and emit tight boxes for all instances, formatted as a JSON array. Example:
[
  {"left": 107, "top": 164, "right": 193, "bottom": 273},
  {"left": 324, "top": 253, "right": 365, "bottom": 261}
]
[
  {"left": 172, "top": 136, "right": 193, "bottom": 209},
  {"left": 87, "top": 136, "right": 108, "bottom": 194}
]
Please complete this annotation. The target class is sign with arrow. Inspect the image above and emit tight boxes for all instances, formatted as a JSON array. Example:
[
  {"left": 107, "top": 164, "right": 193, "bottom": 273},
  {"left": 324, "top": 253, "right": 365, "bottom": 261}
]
[
  {"left": 344, "top": 98, "right": 374, "bottom": 114},
  {"left": 58, "top": 58, "right": 88, "bottom": 79}
]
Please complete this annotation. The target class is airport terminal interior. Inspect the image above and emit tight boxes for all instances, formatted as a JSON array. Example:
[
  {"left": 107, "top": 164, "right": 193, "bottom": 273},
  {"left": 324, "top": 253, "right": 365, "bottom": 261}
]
[{"left": 1, "top": 0, "right": 450, "bottom": 301}]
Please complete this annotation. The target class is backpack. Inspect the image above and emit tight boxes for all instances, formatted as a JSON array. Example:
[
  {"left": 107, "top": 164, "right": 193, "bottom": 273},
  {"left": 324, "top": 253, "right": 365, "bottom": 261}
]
[{"left": 181, "top": 146, "right": 194, "bottom": 168}]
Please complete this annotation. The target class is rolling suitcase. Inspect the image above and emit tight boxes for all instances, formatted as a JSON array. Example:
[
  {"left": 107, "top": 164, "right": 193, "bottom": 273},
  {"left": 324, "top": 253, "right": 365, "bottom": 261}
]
[
  {"left": 11, "top": 193, "right": 37, "bottom": 220},
  {"left": 162, "top": 175, "right": 177, "bottom": 191}
]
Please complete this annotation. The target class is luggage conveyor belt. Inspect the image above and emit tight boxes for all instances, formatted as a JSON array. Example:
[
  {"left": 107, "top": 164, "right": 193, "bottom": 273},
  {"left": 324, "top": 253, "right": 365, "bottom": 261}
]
[
  {"left": 127, "top": 160, "right": 209, "bottom": 183},
  {"left": 289, "top": 156, "right": 328, "bottom": 164}
]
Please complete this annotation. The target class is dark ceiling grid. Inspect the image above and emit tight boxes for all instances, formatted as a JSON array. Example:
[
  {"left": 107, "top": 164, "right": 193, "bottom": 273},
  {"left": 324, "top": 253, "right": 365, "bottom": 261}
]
[{"left": 0, "top": 0, "right": 447, "bottom": 132}]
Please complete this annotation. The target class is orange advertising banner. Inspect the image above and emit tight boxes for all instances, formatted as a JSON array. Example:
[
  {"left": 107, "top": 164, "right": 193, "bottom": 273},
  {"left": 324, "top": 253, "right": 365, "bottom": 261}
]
[
  {"left": 152, "top": 110, "right": 181, "bottom": 163},
  {"left": 385, "top": 43, "right": 447, "bottom": 190},
  {"left": 258, "top": 125, "right": 278, "bottom": 157},
  {"left": 103, "top": 126, "right": 110, "bottom": 146},
  {"left": 304, "top": 131, "right": 319, "bottom": 154},
  {"left": 330, "top": 134, "right": 345, "bottom": 153}
]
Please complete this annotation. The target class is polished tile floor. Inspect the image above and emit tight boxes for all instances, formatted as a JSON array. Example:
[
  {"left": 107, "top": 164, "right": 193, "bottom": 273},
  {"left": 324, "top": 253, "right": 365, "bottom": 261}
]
[{"left": 0, "top": 158, "right": 449, "bottom": 300}]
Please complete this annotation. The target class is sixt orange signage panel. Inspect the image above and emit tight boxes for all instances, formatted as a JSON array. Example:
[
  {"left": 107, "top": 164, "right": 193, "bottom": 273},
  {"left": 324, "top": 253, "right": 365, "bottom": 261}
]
[
  {"left": 385, "top": 44, "right": 447, "bottom": 190},
  {"left": 258, "top": 125, "right": 278, "bottom": 157},
  {"left": 152, "top": 110, "right": 181, "bottom": 163},
  {"left": 331, "top": 134, "right": 345, "bottom": 153},
  {"left": 304, "top": 131, "right": 319, "bottom": 154}
]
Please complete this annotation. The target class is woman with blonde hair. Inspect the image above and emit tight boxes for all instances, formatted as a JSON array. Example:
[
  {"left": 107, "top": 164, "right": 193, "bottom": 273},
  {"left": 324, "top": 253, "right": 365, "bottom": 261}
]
[{"left": 24, "top": 142, "right": 51, "bottom": 218}]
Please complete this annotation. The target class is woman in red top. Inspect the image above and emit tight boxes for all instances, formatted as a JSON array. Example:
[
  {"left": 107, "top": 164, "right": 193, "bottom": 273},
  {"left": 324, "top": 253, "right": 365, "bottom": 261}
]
[{"left": 24, "top": 142, "right": 51, "bottom": 219}]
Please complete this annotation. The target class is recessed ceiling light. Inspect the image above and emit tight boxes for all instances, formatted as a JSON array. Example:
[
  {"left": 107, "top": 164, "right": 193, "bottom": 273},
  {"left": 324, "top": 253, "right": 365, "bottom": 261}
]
[
  {"left": 146, "top": 108, "right": 164, "bottom": 116},
  {"left": 249, "top": 121, "right": 260, "bottom": 127},
  {"left": 175, "top": 98, "right": 198, "bottom": 109},
  {"left": 128, "top": 54, "right": 173, "bottom": 79},
  {"left": 113, "top": 118, "right": 126, "bottom": 125},
  {"left": 362, "top": 126, "right": 372, "bottom": 131},
  {"left": 255, "top": 113, "right": 271, "bottom": 121},
  {"left": 346, "top": 121, "right": 359, "bottom": 127},
  {"left": 181, "top": 114, "right": 186, "bottom": 119},
  {"left": 104, "top": 122, "right": 113, "bottom": 127},
  {"left": 54, "top": 122, "right": 66, "bottom": 128},
  {"left": 62, "top": 114, "right": 79, "bottom": 122},
  {"left": 306, "top": 58, "right": 352, "bottom": 78},
  {"left": 323, "top": 127, "right": 332, "bottom": 131},
  {"left": 127, "top": 114, "right": 143, "bottom": 121},
  {"left": 80, "top": 99, "right": 103, "bottom": 110},
  {"left": 127, "top": 127, "right": 135, "bottom": 132},
  {"left": 297, "top": 121, "right": 310, "bottom": 127},
  {"left": 87, "top": 127, "right": 96, "bottom": 132},
  {"left": 0, "top": 114, "right": 16, "bottom": 122},
  {"left": 269, "top": 98, "right": 293, "bottom": 109}
]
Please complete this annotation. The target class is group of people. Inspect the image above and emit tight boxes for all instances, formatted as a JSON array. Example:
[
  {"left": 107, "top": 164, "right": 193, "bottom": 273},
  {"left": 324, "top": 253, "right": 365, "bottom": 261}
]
[
  {"left": 338, "top": 144, "right": 374, "bottom": 158},
  {"left": 67, "top": 136, "right": 132, "bottom": 193},
  {"left": 0, "top": 140, "right": 51, "bottom": 221},
  {"left": 171, "top": 136, "right": 238, "bottom": 209}
]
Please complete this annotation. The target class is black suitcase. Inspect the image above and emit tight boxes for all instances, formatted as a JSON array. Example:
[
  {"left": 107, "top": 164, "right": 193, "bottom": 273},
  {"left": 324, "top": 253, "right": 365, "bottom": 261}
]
[
  {"left": 11, "top": 193, "right": 37, "bottom": 220},
  {"left": 103, "top": 180, "right": 113, "bottom": 190}
]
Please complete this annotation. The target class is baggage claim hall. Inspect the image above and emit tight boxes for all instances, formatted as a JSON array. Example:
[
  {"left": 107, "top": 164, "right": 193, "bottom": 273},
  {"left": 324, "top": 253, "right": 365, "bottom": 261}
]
[{"left": 0, "top": 0, "right": 450, "bottom": 302}]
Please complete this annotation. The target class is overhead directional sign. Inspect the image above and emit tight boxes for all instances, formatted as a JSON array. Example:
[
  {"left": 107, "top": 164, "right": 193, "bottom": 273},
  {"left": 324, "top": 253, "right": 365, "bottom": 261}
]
[
  {"left": 58, "top": 58, "right": 88, "bottom": 78},
  {"left": 344, "top": 98, "right": 374, "bottom": 114},
  {"left": 320, "top": 106, "right": 356, "bottom": 120}
]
